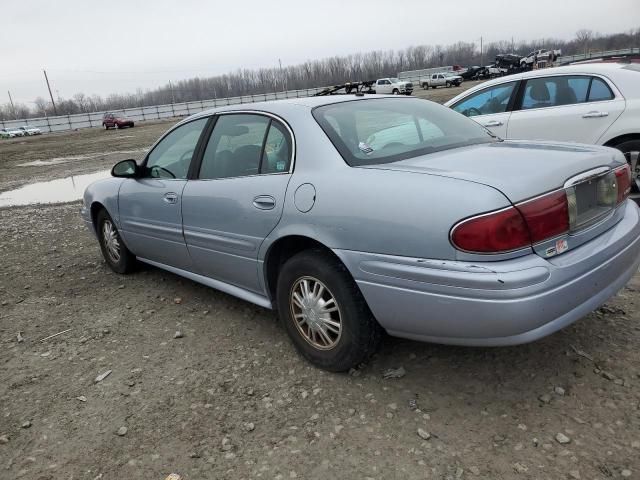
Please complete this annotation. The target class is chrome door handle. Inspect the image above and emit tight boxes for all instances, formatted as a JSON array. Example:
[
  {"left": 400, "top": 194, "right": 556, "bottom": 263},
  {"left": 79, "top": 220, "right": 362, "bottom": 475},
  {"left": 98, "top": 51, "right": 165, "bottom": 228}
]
[
  {"left": 483, "top": 120, "right": 503, "bottom": 127},
  {"left": 253, "top": 195, "right": 276, "bottom": 210},
  {"left": 582, "top": 111, "right": 609, "bottom": 118},
  {"left": 163, "top": 192, "right": 178, "bottom": 204}
]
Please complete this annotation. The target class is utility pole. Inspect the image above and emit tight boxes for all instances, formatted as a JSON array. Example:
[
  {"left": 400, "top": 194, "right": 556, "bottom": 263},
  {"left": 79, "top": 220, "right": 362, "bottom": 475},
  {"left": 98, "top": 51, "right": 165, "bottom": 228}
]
[
  {"left": 480, "top": 36, "right": 483, "bottom": 66},
  {"left": 7, "top": 91, "right": 16, "bottom": 119},
  {"left": 43, "top": 69, "right": 57, "bottom": 116},
  {"left": 278, "top": 59, "right": 286, "bottom": 91},
  {"left": 169, "top": 80, "right": 176, "bottom": 104}
]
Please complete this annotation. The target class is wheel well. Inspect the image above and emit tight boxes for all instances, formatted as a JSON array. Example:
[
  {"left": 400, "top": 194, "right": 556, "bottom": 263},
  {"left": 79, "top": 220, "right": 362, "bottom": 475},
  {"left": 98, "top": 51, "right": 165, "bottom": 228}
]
[
  {"left": 90, "top": 202, "right": 105, "bottom": 230},
  {"left": 603, "top": 133, "right": 640, "bottom": 148},
  {"left": 263, "top": 235, "right": 344, "bottom": 304}
]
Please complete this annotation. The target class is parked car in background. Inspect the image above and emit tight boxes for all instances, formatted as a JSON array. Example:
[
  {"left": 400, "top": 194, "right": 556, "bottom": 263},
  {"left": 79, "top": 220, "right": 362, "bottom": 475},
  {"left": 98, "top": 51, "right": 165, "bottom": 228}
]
[
  {"left": 1, "top": 127, "right": 25, "bottom": 137},
  {"left": 19, "top": 125, "right": 42, "bottom": 136},
  {"left": 373, "top": 78, "right": 413, "bottom": 95},
  {"left": 1, "top": 128, "right": 16, "bottom": 138},
  {"left": 445, "top": 63, "right": 640, "bottom": 189},
  {"left": 102, "top": 113, "right": 135, "bottom": 129},
  {"left": 421, "top": 72, "right": 463, "bottom": 89},
  {"left": 82, "top": 95, "right": 640, "bottom": 371}
]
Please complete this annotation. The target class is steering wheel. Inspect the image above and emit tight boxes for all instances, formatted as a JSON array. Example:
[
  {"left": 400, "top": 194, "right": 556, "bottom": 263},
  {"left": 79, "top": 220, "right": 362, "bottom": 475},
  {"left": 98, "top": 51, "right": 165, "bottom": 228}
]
[
  {"left": 381, "top": 142, "right": 406, "bottom": 151},
  {"left": 464, "top": 107, "right": 482, "bottom": 117},
  {"left": 179, "top": 150, "right": 194, "bottom": 163},
  {"left": 149, "top": 165, "right": 176, "bottom": 179}
]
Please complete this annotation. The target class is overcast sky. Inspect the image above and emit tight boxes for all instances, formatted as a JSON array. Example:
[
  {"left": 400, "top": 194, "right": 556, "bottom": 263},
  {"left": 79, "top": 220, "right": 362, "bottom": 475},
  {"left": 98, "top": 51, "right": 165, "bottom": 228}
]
[{"left": 1, "top": 0, "right": 638, "bottom": 105}]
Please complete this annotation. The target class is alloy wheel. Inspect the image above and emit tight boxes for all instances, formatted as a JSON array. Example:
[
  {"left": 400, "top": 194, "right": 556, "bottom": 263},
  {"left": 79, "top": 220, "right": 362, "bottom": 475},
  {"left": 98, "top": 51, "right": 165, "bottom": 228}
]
[
  {"left": 289, "top": 276, "right": 342, "bottom": 350},
  {"left": 102, "top": 219, "right": 121, "bottom": 263},
  {"left": 624, "top": 150, "right": 640, "bottom": 190}
]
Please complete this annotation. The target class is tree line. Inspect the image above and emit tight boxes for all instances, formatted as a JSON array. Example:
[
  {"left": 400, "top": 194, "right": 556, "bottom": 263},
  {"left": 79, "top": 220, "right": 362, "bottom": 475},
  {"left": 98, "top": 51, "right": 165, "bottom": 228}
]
[{"left": 2, "top": 28, "right": 638, "bottom": 120}]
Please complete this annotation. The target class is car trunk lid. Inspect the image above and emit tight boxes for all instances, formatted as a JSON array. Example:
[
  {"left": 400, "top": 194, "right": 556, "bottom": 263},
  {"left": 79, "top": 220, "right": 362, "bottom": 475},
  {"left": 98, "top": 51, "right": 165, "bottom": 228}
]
[{"left": 360, "top": 140, "right": 628, "bottom": 258}]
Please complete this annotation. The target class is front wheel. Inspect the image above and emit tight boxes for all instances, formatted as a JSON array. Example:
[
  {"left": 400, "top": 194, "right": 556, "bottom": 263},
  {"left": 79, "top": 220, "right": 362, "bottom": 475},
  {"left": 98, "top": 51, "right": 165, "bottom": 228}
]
[
  {"left": 612, "top": 140, "right": 640, "bottom": 191},
  {"left": 276, "top": 250, "right": 382, "bottom": 371},
  {"left": 392, "top": 89, "right": 399, "bottom": 95},
  {"left": 97, "top": 209, "right": 135, "bottom": 274}
]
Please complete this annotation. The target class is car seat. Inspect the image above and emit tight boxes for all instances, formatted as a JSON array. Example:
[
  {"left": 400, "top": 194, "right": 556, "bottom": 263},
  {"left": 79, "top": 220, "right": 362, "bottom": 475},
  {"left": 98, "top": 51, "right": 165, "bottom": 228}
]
[
  {"left": 555, "top": 85, "right": 578, "bottom": 106},
  {"left": 528, "top": 81, "right": 551, "bottom": 109}
]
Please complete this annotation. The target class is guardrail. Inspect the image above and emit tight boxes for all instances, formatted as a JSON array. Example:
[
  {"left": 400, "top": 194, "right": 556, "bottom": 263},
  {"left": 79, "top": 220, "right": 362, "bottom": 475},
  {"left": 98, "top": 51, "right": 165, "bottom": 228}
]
[
  {"left": 556, "top": 47, "right": 639, "bottom": 65},
  {"left": 0, "top": 87, "right": 327, "bottom": 134}
]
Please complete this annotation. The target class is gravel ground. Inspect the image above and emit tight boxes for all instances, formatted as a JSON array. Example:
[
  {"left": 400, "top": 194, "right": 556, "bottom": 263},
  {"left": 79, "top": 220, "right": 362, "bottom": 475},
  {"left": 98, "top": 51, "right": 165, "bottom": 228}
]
[{"left": 1, "top": 88, "right": 639, "bottom": 480}]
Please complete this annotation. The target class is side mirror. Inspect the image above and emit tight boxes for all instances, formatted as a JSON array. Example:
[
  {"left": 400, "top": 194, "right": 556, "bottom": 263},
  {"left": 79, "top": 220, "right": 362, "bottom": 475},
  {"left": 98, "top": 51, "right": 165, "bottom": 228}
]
[{"left": 111, "top": 159, "right": 139, "bottom": 178}]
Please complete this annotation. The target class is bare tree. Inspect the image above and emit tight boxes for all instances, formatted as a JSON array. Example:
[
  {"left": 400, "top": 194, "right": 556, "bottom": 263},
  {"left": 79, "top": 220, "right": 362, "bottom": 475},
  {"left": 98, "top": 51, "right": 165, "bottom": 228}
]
[{"left": 575, "top": 29, "right": 594, "bottom": 56}]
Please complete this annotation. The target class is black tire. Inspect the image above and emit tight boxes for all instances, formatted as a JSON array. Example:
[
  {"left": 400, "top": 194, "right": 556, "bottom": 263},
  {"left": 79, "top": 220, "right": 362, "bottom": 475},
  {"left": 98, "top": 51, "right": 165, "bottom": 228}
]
[
  {"left": 276, "top": 250, "right": 382, "bottom": 372},
  {"left": 103, "top": 123, "right": 108, "bottom": 130},
  {"left": 446, "top": 81, "right": 451, "bottom": 88},
  {"left": 392, "top": 89, "right": 399, "bottom": 95},
  {"left": 96, "top": 209, "right": 135, "bottom": 274},
  {"left": 115, "top": 123, "right": 120, "bottom": 129},
  {"left": 611, "top": 139, "right": 640, "bottom": 192}
]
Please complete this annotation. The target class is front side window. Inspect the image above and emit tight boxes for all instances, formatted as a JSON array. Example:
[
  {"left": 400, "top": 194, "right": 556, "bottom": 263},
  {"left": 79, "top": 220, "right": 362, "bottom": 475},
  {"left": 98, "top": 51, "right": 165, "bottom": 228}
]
[
  {"left": 145, "top": 117, "right": 208, "bottom": 179},
  {"left": 199, "top": 114, "right": 292, "bottom": 179},
  {"left": 521, "top": 76, "right": 590, "bottom": 110},
  {"left": 313, "top": 98, "right": 495, "bottom": 167},
  {"left": 452, "top": 82, "right": 516, "bottom": 117}
]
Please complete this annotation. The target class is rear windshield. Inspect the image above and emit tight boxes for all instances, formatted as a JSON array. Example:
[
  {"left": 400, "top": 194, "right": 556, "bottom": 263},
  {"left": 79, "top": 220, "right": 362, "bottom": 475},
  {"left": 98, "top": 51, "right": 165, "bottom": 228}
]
[{"left": 312, "top": 98, "right": 495, "bottom": 166}]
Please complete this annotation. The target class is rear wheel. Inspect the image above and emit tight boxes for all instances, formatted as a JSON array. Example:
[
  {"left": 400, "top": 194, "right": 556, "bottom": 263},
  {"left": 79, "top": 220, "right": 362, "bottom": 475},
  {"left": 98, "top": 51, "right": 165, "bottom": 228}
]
[
  {"left": 96, "top": 209, "right": 135, "bottom": 274},
  {"left": 392, "top": 89, "right": 399, "bottom": 95},
  {"left": 276, "top": 250, "right": 382, "bottom": 371},
  {"left": 611, "top": 139, "right": 640, "bottom": 191},
  {"left": 446, "top": 81, "right": 451, "bottom": 88}
]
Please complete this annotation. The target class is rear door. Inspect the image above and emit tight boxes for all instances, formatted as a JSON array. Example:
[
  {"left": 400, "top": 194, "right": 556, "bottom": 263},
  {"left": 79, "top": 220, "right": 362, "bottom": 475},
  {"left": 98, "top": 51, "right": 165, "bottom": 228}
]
[
  {"left": 507, "top": 75, "right": 625, "bottom": 144},
  {"left": 450, "top": 81, "right": 518, "bottom": 138},
  {"left": 181, "top": 112, "right": 293, "bottom": 293},
  {"left": 118, "top": 117, "right": 210, "bottom": 270}
]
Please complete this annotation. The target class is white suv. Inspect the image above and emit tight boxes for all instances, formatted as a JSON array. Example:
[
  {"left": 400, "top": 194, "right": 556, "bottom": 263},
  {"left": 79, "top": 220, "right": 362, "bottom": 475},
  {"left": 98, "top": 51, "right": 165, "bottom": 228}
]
[{"left": 445, "top": 63, "right": 640, "bottom": 188}]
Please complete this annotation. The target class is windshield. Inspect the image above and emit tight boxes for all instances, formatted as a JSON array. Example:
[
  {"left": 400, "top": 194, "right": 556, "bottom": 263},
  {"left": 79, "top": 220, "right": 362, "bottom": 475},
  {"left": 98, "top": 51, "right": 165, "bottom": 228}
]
[
  {"left": 313, "top": 98, "right": 495, "bottom": 167},
  {"left": 389, "top": 78, "right": 400, "bottom": 83}
]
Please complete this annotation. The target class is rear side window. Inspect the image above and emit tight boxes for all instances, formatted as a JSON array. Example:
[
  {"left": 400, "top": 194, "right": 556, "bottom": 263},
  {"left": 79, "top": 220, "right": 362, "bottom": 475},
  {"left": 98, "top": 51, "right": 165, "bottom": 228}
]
[
  {"left": 521, "top": 76, "right": 590, "bottom": 109},
  {"left": 588, "top": 78, "right": 614, "bottom": 101},
  {"left": 451, "top": 82, "right": 516, "bottom": 117},
  {"left": 313, "top": 98, "right": 494, "bottom": 167}
]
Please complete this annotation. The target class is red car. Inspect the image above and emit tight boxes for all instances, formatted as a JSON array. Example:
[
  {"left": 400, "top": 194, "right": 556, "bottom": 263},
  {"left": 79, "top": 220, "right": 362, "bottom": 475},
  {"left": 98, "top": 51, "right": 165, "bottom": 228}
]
[{"left": 102, "top": 113, "right": 134, "bottom": 130}]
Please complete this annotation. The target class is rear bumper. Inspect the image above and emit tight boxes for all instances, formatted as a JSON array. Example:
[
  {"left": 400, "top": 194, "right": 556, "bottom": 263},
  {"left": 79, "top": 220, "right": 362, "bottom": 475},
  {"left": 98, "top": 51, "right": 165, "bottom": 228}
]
[{"left": 335, "top": 201, "right": 640, "bottom": 346}]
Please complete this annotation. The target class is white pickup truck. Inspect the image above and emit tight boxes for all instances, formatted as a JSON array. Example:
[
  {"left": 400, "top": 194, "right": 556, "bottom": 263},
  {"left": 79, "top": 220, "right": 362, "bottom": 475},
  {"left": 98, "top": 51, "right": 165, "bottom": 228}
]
[
  {"left": 420, "top": 72, "right": 463, "bottom": 89},
  {"left": 373, "top": 78, "right": 413, "bottom": 95}
]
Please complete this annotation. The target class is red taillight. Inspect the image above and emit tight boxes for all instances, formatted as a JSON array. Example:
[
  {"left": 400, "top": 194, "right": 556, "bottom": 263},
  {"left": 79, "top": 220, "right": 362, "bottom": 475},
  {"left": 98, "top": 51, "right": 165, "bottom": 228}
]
[
  {"left": 451, "top": 190, "right": 570, "bottom": 254},
  {"left": 451, "top": 207, "right": 531, "bottom": 253},
  {"left": 516, "top": 190, "right": 569, "bottom": 243},
  {"left": 614, "top": 164, "right": 631, "bottom": 204}
]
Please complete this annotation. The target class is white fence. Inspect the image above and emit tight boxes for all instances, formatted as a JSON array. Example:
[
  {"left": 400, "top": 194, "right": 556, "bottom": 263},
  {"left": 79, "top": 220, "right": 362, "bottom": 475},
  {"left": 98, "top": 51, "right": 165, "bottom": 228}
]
[{"left": 0, "top": 87, "right": 327, "bottom": 134}]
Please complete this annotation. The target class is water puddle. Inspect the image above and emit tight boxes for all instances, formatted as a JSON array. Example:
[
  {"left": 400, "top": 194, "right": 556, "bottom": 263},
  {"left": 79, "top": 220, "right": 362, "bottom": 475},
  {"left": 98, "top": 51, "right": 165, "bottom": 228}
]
[
  {"left": 17, "top": 148, "right": 147, "bottom": 167},
  {"left": 0, "top": 170, "right": 110, "bottom": 208}
]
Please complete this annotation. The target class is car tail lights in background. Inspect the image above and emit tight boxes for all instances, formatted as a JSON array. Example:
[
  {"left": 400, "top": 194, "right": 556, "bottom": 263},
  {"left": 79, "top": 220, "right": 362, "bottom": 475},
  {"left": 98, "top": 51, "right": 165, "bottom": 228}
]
[{"left": 451, "top": 165, "right": 630, "bottom": 254}]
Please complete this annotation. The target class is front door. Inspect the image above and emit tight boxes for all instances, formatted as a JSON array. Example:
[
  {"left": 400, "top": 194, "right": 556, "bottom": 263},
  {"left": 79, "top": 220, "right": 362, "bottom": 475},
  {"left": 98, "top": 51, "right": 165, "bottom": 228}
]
[
  {"left": 507, "top": 75, "right": 625, "bottom": 144},
  {"left": 449, "top": 80, "right": 518, "bottom": 139},
  {"left": 182, "top": 113, "right": 293, "bottom": 293},
  {"left": 118, "top": 117, "right": 209, "bottom": 270}
]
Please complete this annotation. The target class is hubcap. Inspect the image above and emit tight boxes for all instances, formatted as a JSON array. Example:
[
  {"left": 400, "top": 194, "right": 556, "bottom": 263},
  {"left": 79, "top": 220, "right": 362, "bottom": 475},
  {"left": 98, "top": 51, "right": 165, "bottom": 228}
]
[
  {"left": 624, "top": 151, "right": 640, "bottom": 190},
  {"left": 102, "top": 219, "right": 121, "bottom": 263},
  {"left": 289, "top": 276, "right": 342, "bottom": 350}
]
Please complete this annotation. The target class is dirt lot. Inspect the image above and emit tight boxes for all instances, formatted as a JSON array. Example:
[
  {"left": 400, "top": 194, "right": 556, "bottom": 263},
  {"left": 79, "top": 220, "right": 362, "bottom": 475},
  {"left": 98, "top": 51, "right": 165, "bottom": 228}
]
[{"left": 1, "top": 89, "right": 639, "bottom": 480}]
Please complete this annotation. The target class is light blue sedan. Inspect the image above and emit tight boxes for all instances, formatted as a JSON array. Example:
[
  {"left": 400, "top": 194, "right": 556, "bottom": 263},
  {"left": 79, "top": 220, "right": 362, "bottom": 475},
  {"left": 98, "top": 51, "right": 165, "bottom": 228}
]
[{"left": 81, "top": 95, "right": 640, "bottom": 371}]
